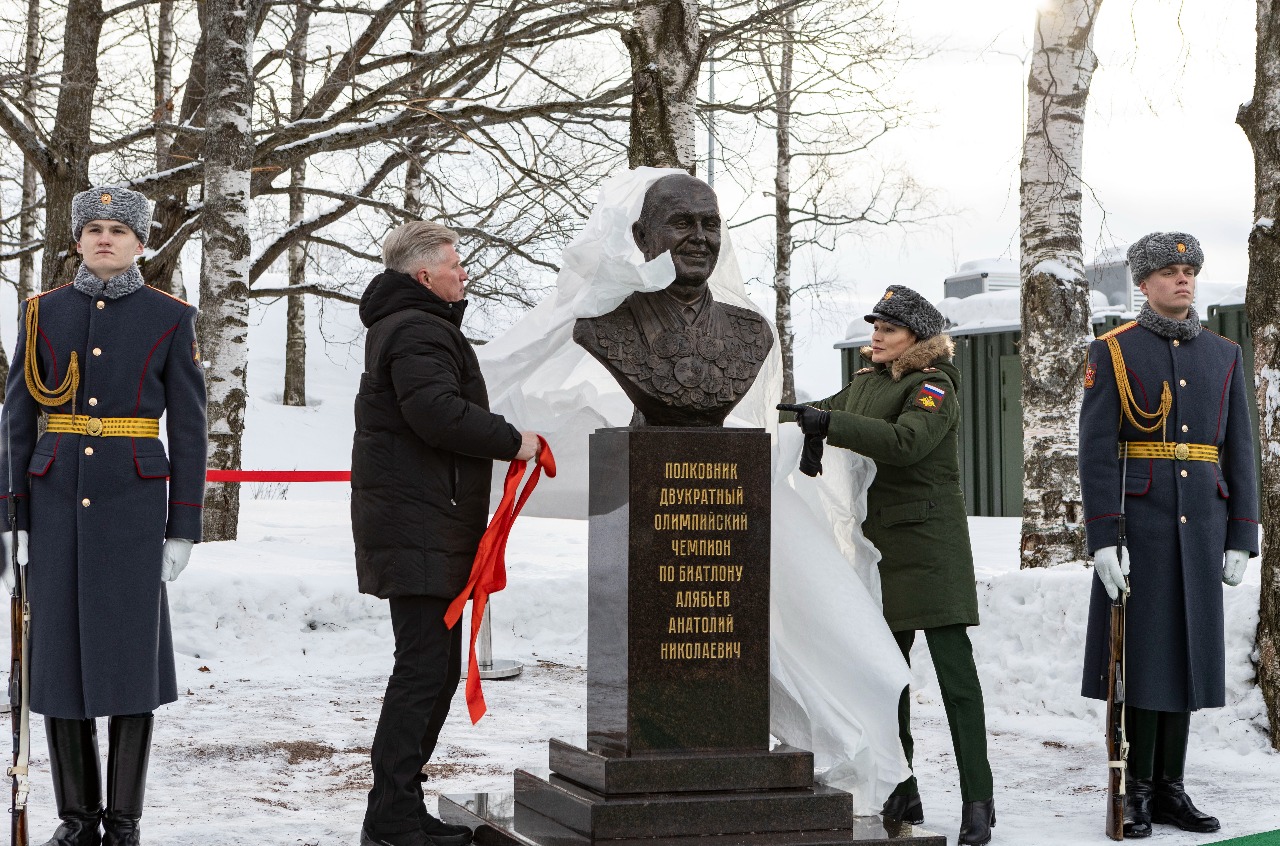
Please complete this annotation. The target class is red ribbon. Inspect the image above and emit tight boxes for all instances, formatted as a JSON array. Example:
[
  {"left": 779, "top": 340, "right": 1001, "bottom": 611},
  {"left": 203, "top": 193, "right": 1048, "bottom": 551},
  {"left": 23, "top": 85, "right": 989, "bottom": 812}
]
[{"left": 444, "top": 436, "right": 555, "bottom": 723}]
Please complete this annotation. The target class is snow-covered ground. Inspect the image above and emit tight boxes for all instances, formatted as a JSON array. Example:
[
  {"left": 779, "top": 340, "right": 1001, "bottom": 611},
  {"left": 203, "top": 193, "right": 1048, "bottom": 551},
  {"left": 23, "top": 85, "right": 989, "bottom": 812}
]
[{"left": 3, "top": 299, "right": 1277, "bottom": 845}]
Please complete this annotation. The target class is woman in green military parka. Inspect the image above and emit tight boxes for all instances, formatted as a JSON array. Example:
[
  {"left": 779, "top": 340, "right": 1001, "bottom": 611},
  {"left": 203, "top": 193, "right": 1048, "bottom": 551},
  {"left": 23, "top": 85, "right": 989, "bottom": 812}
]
[{"left": 783, "top": 285, "right": 995, "bottom": 846}]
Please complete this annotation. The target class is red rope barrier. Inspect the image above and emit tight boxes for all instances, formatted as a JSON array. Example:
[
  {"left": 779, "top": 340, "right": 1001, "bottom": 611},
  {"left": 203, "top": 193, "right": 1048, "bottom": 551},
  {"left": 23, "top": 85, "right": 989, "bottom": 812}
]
[{"left": 206, "top": 470, "right": 350, "bottom": 482}]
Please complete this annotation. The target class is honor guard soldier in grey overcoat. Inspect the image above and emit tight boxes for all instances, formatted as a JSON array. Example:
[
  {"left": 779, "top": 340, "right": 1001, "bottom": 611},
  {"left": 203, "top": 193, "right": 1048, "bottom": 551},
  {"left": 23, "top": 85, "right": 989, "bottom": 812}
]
[
  {"left": 1079, "top": 232, "right": 1258, "bottom": 838},
  {"left": 0, "top": 187, "right": 208, "bottom": 846}
]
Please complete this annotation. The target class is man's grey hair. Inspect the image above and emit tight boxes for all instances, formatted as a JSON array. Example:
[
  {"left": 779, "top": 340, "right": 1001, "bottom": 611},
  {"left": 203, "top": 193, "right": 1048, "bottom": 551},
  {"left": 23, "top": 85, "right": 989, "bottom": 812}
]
[{"left": 382, "top": 221, "right": 459, "bottom": 275}]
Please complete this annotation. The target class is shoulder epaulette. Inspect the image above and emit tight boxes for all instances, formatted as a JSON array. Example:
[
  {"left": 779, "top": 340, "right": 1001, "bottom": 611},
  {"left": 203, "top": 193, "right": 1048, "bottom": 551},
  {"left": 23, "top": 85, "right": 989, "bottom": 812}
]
[
  {"left": 27, "top": 282, "right": 73, "bottom": 301},
  {"left": 855, "top": 367, "right": 874, "bottom": 375},
  {"left": 145, "top": 285, "right": 193, "bottom": 307},
  {"left": 921, "top": 366, "right": 939, "bottom": 372},
  {"left": 1097, "top": 321, "right": 1138, "bottom": 341},
  {"left": 1202, "top": 328, "right": 1240, "bottom": 347}
]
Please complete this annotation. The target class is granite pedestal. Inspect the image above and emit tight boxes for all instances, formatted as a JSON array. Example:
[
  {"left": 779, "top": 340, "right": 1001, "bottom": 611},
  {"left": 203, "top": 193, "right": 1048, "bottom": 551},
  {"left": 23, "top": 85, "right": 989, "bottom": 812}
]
[{"left": 452, "top": 428, "right": 942, "bottom": 844}]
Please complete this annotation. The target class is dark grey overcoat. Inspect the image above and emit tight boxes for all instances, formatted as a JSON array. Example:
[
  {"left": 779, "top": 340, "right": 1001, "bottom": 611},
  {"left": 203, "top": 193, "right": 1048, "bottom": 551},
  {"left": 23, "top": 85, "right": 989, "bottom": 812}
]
[
  {"left": 1079, "top": 321, "right": 1259, "bottom": 712},
  {"left": 0, "top": 281, "right": 207, "bottom": 719}
]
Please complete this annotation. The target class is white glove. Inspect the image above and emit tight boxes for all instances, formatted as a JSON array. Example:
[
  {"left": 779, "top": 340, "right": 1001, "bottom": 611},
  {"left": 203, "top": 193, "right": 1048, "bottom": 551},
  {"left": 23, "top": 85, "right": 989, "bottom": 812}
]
[
  {"left": 161, "top": 538, "right": 194, "bottom": 582},
  {"left": 1093, "top": 545, "right": 1130, "bottom": 601},
  {"left": 1, "top": 530, "right": 29, "bottom": 596},
  {"left": 1223, "top": 549, "right": 1249, "bottom": 587}
]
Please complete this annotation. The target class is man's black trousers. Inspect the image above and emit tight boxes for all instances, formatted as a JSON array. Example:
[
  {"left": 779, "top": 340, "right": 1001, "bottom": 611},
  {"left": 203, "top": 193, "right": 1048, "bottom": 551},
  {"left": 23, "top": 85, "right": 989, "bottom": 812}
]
[{"left": 365, "top": 595, "right": 463, "bottom": 836}]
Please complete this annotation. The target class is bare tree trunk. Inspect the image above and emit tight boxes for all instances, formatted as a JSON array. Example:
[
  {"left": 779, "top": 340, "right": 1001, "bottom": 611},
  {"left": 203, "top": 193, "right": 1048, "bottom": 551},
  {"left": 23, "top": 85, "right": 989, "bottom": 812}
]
[
  {"left": 402, "top": 0, "right": 427, "bottom": 218},
  {"left": 1237, "top": 0, "right": 1280, "bottom": 750},
  {"left": 283, "top": 3, "right": 311, "bottom": 407},
  {"left": 41, "top": 0, "right": 105, "bottom": 290},
  {"left": 199, "top": 0, "right": 256, "bottom": 541},
  {"left": 145, "top": 10, "right": 210, "bottom": 297},
  {"left": 773, "top": 13, "right": 795, "bottom": 405},
  {"left": 152, "top": 0, "right": 187, "bottom": 299},
  {"left": 623, "top": 0, "right": 704, "bottom": 172},
  {"left": 155, "top": 0, "right": 176, "bottom": 170},
  {"left": 1018, "top": 0, "right": 1102, "bottom": 568},
  {"left": 17, "top": 0, "right": 42, "bottom": 302}
]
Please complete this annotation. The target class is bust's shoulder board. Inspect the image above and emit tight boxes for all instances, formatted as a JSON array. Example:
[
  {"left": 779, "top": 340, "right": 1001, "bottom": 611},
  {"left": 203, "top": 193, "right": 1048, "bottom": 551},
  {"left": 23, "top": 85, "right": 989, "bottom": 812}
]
[
  {"left": 921, "top": 366, "right": 939, "bottom": 372},
  {"left": 854, "top": 367, "right": 875, "bottom": 376},
  {"left": 1097, "top": 321, "right": 1138, "bottom": 341}
]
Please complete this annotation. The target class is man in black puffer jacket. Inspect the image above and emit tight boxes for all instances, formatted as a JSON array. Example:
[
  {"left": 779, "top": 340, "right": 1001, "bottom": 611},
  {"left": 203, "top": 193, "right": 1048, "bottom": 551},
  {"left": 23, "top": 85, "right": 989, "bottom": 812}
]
[{"left": 353, "top": 221, "right": 539, "bottom": 846}]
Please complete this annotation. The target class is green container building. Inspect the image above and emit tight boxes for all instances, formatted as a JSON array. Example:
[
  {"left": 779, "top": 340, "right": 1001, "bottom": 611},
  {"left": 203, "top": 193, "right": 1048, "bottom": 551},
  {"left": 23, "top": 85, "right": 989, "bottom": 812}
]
[{"left": 835, "top": 303, "right": 1258, "bottom": 517}]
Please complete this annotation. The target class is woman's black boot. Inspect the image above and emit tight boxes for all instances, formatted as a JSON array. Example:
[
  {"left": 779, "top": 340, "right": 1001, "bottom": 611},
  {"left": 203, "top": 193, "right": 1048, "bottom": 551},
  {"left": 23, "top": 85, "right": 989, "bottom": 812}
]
[
  {"left": 101, "top": 715, "right": 152, "bottom": 846},
  {"left": 41, "top": 717, "right": 102, "bottom": 846},
  {"left": 957, "top": 798, "right": 995, "bottom": 845},
  {"left": 880, "top": 793, "right": 924, "bottom": 825}
]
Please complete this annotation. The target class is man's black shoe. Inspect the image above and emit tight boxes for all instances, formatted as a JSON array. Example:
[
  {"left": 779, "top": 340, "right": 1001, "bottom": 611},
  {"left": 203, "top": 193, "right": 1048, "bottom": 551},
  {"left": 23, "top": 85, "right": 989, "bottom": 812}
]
[
  {"left": 419, "top": 810, "right": 473, "bottom": 845},
  {"left": 1124, "top": 778, "right": 1153, "bottom": 838},
  {"left": 1152, "top": 778, "right": 1220, "bottom": 833},
  {"left": 360, "top": 826, "right": 426, "bottom": 846},
  {"left": 880, "top": 793, "right": 924, "bottom": 825},
  {"left": 958, "top": 798, "right": 995, "bottom": 846}
]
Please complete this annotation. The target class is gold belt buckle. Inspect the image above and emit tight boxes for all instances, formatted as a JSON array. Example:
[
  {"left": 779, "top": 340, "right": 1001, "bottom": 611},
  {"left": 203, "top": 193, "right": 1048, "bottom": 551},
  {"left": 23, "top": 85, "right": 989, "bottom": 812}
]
[
  {"left": 1173, "top": 442, "right": 1190, "bottom": 461},
  {"left": 85, "top": 417, "right": 103, "bottom": 437}
]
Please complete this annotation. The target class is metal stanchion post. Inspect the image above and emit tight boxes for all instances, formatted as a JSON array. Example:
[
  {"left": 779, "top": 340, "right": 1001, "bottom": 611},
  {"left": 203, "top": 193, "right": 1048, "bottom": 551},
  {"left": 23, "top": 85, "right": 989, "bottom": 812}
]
[{"left": 462, "top": 602, "right": 522, "bottom": 680}]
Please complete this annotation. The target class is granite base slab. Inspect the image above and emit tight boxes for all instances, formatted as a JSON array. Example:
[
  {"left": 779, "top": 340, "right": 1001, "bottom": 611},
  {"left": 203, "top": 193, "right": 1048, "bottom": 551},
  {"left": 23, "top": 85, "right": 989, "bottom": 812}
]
[
  {"left": 515, "top": 767, "right": 853, "bottom": 839},
  {"left": 440, "top": 792, "right": 946, "bottom": 846},
  {"left": 549, "top": 738, "right": 814, "bottom": 794}
]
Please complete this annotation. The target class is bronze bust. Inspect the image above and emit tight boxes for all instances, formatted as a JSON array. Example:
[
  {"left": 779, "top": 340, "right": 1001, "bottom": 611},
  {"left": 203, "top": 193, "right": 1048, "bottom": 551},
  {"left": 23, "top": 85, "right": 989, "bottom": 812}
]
[{"left": 572, "top": 174, "right": 774, "bottom": 427}]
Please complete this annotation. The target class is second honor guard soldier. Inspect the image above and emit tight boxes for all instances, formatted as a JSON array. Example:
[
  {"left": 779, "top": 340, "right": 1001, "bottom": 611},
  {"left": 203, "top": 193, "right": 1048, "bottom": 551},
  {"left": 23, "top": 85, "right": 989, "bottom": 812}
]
[
  {"left": 1079, "top": 232, "right": 1258, "bottom": 838},
  {"left": 0, "top": 187, "right": 208, "bottom": 846}
]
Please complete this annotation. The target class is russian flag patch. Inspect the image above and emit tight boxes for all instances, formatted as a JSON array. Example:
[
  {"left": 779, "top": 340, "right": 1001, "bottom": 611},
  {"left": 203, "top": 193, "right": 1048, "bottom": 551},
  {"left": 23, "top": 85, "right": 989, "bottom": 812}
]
[{"left": 913, "top": 382, "right": 947, "bottom": 412}]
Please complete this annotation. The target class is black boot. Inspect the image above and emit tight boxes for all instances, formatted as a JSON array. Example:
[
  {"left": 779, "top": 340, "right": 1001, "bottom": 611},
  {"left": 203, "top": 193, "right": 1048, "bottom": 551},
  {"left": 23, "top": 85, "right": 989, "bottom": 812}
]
[
  {"left": 41, "top": 717, "right": 102, "bottom": 846},
  {"left": 1152, "top": 778, "right": 1220, "bottom": 833},
  {"left": 101, "top": 715, "right": 152, "bottom": 846},
  {"left": 958, "top": 798, "right": 995, "bottom": 846},
  {"left": 1124, "top": 777, "right": 1153, "bottom": 838},
  {"left": 880, "top": 793, "right": 924, "bottom": 825}
]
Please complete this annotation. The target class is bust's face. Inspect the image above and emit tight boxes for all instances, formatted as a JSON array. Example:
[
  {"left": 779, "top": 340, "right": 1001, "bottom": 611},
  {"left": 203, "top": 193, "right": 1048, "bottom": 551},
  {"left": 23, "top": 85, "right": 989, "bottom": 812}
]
[{"left": 632, "top": 176, "right": 721, "bottom": 289}]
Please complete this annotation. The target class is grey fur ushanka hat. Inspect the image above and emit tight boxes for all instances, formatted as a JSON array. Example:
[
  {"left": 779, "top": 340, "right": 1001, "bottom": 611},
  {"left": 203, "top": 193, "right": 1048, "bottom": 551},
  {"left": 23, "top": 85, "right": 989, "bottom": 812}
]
[
  {"left": 1126, "top": 231, "right": 1203, "bottom": 285},
  {"left": 71, "top": 186, "right": 152, "bottom": 245},
  {"left": 864, "top": 284, "right": 946, "bottom": 340}
]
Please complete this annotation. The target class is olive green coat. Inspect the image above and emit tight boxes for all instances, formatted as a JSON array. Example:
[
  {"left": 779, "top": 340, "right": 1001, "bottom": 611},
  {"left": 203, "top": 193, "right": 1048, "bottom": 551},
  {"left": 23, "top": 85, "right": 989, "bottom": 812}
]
[{"left": 809, "top": 334, "right": 978, "bottom": 632}]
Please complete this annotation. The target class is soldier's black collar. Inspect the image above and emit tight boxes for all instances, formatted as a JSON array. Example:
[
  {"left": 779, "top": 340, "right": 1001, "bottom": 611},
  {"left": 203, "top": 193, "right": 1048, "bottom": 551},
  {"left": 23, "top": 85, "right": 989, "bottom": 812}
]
[
  {"left": 1136, "top": 302, "right": 1201, "bottom": 342},
  {"left": 73, "top": 263, "right": 145, "bottom": 300}
]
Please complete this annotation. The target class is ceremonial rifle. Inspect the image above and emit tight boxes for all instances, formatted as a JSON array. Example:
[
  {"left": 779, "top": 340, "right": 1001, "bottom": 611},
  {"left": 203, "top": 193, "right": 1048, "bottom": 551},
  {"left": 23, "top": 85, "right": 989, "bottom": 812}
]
[
  {"left": 6, "top": 410, "right": 30, "bottom": 846},
  {"left": 1104, "top": 446, "right": 1130, "bottom": 841}
]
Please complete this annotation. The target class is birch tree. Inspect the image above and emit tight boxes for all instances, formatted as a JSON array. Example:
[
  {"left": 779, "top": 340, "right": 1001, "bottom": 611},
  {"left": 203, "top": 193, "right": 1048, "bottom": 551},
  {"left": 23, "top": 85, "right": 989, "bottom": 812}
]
[
  {"left": 199, "top": 0, "right": 256, "bottom": 541},
  {"left": 624, "top": 0, "right": 704, "bottom": 170},
  {"left": 16, "top": 0, "right": 42, "bottom": 302},
  {"left": 283, "top": 3, "right": 311, "bottom": 407},
  {"left": 1236, "top": 0, "right": 1280, "bottom": 749},
  {"left": 1018, "top": 0, "right": 1103, "bottom": 569}
]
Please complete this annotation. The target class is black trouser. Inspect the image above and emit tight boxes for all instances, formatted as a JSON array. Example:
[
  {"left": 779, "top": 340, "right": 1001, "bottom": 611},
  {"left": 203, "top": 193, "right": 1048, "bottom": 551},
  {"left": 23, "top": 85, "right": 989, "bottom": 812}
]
[
  {"left": 365, "top": 595, "right": 463, "bottom": 836},
  {"left": 1126, "top": 706, "right": 1190, "bottom": 781},
  {"left": 891, "top": 624, "right": 994, "bottom": 802}
]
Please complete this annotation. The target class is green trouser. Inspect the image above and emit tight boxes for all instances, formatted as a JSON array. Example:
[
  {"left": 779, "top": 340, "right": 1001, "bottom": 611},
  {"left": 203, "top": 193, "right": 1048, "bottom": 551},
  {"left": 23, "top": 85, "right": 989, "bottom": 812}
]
[
  {"left": 1125, "top": 706, "right": 1190, "bottom": 781},
  {"left": 891, "top": 624, "right": 994, "bottom": 802}
]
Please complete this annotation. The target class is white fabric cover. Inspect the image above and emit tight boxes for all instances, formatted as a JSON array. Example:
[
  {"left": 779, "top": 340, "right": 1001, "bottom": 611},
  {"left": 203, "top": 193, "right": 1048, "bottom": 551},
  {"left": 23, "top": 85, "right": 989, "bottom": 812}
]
[{"left": 477, "top": 166, "right": 910, "bottom": 813}]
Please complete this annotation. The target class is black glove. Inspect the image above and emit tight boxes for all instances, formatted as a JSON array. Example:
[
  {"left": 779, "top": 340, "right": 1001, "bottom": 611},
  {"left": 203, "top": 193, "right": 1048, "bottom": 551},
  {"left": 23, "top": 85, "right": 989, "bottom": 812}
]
[
  {"left": 777, "top": 403, "right": 830, "bottom": 436},
  {"left": 776, "top": 403, "right": 830, "bottom": 477}
]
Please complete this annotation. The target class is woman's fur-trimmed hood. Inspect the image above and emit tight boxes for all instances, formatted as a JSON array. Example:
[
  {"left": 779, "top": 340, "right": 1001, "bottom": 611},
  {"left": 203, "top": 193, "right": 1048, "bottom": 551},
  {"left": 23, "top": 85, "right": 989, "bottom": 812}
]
[{"left": 860, "top": 333, "right": 955, "bottom": 381}]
